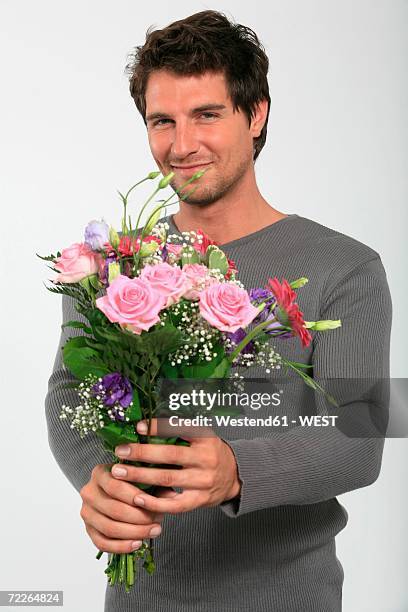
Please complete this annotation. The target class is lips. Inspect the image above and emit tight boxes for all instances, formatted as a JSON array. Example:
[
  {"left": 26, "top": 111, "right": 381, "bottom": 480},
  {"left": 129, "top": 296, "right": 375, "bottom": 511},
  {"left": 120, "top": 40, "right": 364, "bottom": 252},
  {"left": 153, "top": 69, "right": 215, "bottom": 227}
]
[{"left": 171, "top": 162, "right": 213, "bottom": 172}]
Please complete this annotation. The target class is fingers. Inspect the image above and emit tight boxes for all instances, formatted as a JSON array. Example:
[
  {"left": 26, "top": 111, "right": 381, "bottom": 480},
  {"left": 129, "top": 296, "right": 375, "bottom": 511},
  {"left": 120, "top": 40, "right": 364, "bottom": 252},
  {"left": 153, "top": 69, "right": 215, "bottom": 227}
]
[
  {"left": 84, "top": 483, "right": 162, "bottom": 525},
  {"left": 135, "top": 418, "right": 215, "bottom": 441},
  {"left": 80, "top": 464, "right": 168, "bottom": 555},
  {"left": 111, "top": 464, "right": 212, "bottom": 490},
  {"left": 153, "top": 487, "right": 178, "bottom": 520},
  {"left": 133, "top": 489, "right": 205, "bottom": 514},
  {"left": 114, "top": 439, "right": 194, "bottom": 466},
  {"left": 85, "top": 524, "right": 145, "bottom": 555},
  {"left": 89, "top": 463, "right": 148, "bottom": 507},
  {"left": 80, "top": 504, "right": 162, "bottom": 553}
]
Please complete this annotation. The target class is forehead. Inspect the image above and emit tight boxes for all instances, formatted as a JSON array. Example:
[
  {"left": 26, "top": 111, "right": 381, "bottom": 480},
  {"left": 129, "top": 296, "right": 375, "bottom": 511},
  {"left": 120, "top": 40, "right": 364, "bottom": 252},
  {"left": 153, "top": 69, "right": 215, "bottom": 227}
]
[{"left": 145, "top": 70, "right": 231, "bottom": 114}]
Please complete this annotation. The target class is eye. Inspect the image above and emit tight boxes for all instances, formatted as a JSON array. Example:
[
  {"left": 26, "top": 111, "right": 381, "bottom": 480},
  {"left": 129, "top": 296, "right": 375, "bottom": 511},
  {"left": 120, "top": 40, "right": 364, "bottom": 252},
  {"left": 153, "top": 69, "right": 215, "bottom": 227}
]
[
  {"left": 152, "top": 118, "right": 173, "bottom": 127},
  {"left": 200, "top": 112, "right": 217, "bottom": 120}
]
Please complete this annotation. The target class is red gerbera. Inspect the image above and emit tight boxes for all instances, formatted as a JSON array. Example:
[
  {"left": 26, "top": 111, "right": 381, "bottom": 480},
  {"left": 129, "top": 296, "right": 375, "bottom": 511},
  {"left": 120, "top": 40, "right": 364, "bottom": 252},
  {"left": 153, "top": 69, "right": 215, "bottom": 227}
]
[
  {"left": 104, "top": 235, "right": 162, "bottom": 257},
  {"left": 267, "top": 277, "right": 312, "bottom": 347},
  {"left": 142, "top": 235, "right": 162, "bottom": 246},
  {"left": 225, "top": 257, "right": 238, "bottom": 280},
  {"left": 117, "top": 235, "right": 140, "bottom": 256},
  {"left": 193, "top": 229, "right": 218, "bottom": 255}
]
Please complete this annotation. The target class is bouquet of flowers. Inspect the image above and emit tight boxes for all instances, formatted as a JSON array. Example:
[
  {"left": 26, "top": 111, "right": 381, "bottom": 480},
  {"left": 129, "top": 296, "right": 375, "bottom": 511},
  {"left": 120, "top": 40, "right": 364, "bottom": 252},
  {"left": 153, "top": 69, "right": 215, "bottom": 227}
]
[{"left": 38, "top": 170, "right": 341, "bottom": 592}]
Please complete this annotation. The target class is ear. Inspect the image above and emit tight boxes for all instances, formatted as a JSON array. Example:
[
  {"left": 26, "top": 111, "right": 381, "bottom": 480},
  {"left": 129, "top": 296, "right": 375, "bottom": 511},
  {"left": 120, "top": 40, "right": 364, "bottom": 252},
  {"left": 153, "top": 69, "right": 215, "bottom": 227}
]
[{"left": 249, "top": 99, "right": 269, "bottom": 138}]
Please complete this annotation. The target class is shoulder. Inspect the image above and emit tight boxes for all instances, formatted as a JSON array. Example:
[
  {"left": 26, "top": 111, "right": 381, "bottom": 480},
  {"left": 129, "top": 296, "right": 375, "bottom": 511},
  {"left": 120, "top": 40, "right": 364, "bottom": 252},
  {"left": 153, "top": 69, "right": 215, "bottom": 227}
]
[
  {"left": 291, "top": 214, "right": 382, "bottom": 277},
  {"left": 287, "top": 215, "right": 392, "bottom": 311}
]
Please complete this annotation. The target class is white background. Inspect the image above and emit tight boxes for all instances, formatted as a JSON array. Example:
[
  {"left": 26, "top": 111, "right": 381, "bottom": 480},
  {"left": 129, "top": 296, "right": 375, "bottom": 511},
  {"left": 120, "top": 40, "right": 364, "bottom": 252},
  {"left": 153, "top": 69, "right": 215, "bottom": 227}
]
[{"left": 1, "top": 1, "right": 407, "bottom": 610}]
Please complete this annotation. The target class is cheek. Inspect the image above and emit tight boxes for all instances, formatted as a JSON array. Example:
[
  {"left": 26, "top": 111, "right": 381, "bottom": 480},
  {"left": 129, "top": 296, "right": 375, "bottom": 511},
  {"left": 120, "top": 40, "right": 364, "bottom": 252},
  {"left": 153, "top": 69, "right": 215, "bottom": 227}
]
[
  {"left": 205, "top": 122, "right": 251, "bottom": 163},
  {"left": 148, "top": 132, "right": 169, "bottom": 162},
  {"left": 205, "top": 125, "right": 234, "bottom": 152}
]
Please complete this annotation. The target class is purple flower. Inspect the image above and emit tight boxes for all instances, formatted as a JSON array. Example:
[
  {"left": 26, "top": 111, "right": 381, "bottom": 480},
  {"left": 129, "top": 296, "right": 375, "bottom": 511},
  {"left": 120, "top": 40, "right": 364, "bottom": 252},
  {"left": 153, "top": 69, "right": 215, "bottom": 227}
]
[
  {"left": 263, "top": 317, "right": 292, "bottom": 338},
  {"left": 250, "top": 287, "right": 277, "bottom": 324},
  {"left": 91, "top": 373, "right": 133, "bottom": 422},
  {"left": 260, "top": 310, "right": 293, "bottom": 338},
  {"left": 84, "top": 219, "right": 110, "bottom": 251},
  {"left": 225, "top": 328, "right": 255, "bottom": 354},
  {"left": 249, "top": 287, "right": 291, "bottom": 338},
  {"left": 100, "top": 255, "right": 117, "bottom": 285},
  {"left": 161, "top": 244, "right": 168, "bottom": 261},
  {"left": 249, "top": 287, "right": 272, "bottom": 302}
]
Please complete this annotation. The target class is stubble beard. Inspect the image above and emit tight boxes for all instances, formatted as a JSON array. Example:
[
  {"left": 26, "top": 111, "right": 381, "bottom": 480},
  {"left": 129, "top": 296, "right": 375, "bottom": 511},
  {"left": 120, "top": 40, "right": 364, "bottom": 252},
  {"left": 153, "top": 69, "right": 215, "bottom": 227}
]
[{"left": 168, "top": 154, "right": 252, "bottom": 207}]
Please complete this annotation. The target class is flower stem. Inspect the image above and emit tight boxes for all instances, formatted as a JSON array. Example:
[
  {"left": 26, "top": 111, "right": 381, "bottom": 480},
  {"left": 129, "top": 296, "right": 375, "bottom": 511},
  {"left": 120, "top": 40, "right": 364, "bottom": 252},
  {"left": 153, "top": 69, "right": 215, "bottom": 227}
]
[
  {"left": 131, "top": 170, "right": 207, "bottom": 270},
  {"left": 119, "top": 176, "right": 157, "bottom": 235},
  {"left": 228, "top": 318, "right": 277, "bottom": 363}
]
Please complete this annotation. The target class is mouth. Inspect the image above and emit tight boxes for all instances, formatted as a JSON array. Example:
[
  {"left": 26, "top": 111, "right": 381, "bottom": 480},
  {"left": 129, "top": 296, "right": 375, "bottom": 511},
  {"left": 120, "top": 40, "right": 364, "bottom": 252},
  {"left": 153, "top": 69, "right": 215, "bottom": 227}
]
[{"left": 170, "top": 162, "right": 213, "bottom": 175}]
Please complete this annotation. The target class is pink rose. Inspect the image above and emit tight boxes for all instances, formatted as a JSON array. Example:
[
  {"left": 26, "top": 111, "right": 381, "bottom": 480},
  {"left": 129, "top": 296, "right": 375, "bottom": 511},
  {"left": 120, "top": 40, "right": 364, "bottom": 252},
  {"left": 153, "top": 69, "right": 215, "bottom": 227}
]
[
  {"left": 166, "top": 244, "right": 183, "bottom": 260},
  {"left": 183, "top": 263, "right": 217, "bottom": 300},
  {"left": 53, "top": 242, "right": 101, "bottom": 284},
  {"left": 95, "top": 274, "right": 165, "bottom": 335},
  {"left": 139, "top": 262, "right": 188, "bottom": 307},
  {"left": 199, "top": 282, "right": 259, "bottom": 332}
]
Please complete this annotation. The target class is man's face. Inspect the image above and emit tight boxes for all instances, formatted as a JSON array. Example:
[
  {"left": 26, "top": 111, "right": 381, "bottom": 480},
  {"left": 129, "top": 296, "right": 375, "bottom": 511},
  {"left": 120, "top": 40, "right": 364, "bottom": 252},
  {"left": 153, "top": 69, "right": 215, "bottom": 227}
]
[{"left": 144, "top": 70, "right": 257, "bottom": 206}]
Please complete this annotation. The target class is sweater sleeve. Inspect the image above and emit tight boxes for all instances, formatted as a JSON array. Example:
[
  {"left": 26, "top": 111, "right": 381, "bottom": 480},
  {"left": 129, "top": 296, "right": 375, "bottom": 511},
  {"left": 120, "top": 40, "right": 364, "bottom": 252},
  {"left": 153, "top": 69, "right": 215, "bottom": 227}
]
[
  {"left": 219, "top": 256, "right": 392, "bottom": 517},
  {"left": 44, "top": 294, "right": 113, "bottom": 493}
]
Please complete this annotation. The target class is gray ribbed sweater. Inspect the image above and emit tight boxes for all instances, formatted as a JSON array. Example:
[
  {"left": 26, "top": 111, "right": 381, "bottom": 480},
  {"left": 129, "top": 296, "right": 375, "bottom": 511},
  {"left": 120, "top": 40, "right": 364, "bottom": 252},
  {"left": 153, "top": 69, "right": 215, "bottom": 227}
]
[{"left": 45, "top": 213, "right": 392, "bottom": 611}]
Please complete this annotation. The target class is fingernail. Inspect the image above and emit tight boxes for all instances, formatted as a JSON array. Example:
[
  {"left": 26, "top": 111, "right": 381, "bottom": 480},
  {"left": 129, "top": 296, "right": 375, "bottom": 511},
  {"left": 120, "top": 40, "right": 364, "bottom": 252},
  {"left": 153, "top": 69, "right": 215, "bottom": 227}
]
[
  {"left": 134, "top": 496, "right": 145, "bottom": 506},
  {"left": 137, "top": 421, "right": 148, "bottom": 434},
  {"left": 115, "top": 445, "right": 130, "bottom": 457},
  {"left": 112, "top": 466, "right": 127, "bottom": 477},
  {"left": 131, "top": 540, "right": 142, "bottom": 550},
  {"left": 150, "top": 526, "right": 161, "bottom": 537}
]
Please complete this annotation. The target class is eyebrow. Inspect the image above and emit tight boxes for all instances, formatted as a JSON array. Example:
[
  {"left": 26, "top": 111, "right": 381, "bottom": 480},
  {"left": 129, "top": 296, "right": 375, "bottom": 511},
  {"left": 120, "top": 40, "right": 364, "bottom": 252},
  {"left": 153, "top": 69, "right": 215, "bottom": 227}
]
[{"left": 146, "top": 104, "right": 227, "bottom": 123}]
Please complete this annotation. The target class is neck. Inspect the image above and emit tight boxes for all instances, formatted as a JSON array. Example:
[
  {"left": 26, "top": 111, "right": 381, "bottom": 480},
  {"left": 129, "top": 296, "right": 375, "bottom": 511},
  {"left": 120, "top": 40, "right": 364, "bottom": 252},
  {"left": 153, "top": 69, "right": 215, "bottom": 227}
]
[{"left": 171, "top": 167, "right": 286, "bottom": 245}]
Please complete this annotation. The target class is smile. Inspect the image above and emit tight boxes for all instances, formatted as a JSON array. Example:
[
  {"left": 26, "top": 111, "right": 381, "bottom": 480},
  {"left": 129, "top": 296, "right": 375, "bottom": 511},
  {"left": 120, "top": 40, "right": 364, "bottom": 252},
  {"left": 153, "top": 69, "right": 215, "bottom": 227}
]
[{"left": 171, "top": 162, "right": 213, "bottom": 173}]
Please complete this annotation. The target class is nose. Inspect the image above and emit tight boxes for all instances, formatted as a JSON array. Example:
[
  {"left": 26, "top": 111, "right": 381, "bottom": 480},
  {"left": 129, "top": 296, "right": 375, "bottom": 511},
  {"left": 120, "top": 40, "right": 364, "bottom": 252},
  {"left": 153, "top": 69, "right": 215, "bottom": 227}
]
[{"left": 170, "top": 119, "right": 199, "bottom": 160}]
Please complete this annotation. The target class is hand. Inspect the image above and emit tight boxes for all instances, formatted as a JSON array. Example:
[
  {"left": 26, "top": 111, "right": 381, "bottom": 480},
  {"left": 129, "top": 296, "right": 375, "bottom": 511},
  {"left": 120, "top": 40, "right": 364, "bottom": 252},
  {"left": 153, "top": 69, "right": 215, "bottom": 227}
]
[
  {"left": 111, "top": 418, "right": 242, "bottom": 515},
  {"left": 79, "top": 463, "right": 175, "bottom": 554}
]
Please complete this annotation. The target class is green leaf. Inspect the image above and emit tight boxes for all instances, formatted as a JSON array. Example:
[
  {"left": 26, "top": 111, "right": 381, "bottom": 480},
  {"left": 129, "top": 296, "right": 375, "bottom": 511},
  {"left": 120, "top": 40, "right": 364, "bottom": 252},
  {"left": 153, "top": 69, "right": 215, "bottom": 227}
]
[
  {"left": 160, "top": 360, "right": 179, "bottom": 378},
  {"left": 62, "top": 336, "right": 110, "bottom": 379},
  {"left": 89, "top": 274, "right": 102, "bottom": 291},
  {"left": 82, "top": 308, "right": 114, "bottom": 343},
  {"left": 285, "top": 360, "right": 313, "bottom": 370},
  {"left": 37, "top": 252, "right": 60, "bottom": 261},
  {"left": 61, "top": 320, "right": 93, "bottom": 334},
  {"left": 204, "top": 244, "right": 218, "bottom": 265},
  {"left": 208, "top": 248, "right": 228, "bottom": 275},
  {"left": 175, "top": 438, "right": 190, "bottom": 447},
  {"left": 96, "top": 421, "right": 139, "bottom": 450},
  {"left": 180, "top": 245, "right": 200, "bottom": 265},
  {"left": 209, "top": 357, "right": 231, "bottom": 378},
  {"left": 139, "top": 324, "right": 183, "bottom": 356},
  {"left": 179, "top": 347, "right": 227, "bottom": 379},
  {"left": 148, "top": 436, "right": 170, "bottom": 445},
  {"left": 143, "top": 559, "right": 156, "bottom": 575},
  {"left": 126, "top": 389, "right": 142, "bottom": 421}
]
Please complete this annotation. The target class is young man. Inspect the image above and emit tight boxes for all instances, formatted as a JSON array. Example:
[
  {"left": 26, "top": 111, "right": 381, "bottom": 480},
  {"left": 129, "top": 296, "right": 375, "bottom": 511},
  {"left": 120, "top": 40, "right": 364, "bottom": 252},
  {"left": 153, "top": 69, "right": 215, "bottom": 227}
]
[{"left": 45, "top": 11, "right": 392, "bottom": 611}]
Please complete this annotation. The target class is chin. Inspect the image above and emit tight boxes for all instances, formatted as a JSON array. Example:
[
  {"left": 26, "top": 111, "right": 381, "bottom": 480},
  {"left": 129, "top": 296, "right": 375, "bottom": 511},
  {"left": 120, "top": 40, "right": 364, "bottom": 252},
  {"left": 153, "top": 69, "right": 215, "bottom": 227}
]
[{"left": 172, "top": 184, "right": 221, "bottom": 207}]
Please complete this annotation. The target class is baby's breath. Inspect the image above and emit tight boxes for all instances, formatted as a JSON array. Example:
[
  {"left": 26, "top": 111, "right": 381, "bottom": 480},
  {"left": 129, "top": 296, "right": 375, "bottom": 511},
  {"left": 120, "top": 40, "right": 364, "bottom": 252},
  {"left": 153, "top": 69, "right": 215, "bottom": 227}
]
[
  {"left": 166, "top": 300, "right": 221, "bottom": 366},
  {"left": 59, "top": 374, "right": 133, "bottom": 437}
]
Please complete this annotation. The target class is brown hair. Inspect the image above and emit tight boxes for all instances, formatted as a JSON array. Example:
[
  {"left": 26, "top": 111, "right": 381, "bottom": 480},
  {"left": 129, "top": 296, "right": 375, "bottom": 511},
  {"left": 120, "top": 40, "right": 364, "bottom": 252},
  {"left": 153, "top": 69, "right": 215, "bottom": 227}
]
[{"left": 125, "top": 10, "right": 271, "bottom": 161}]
